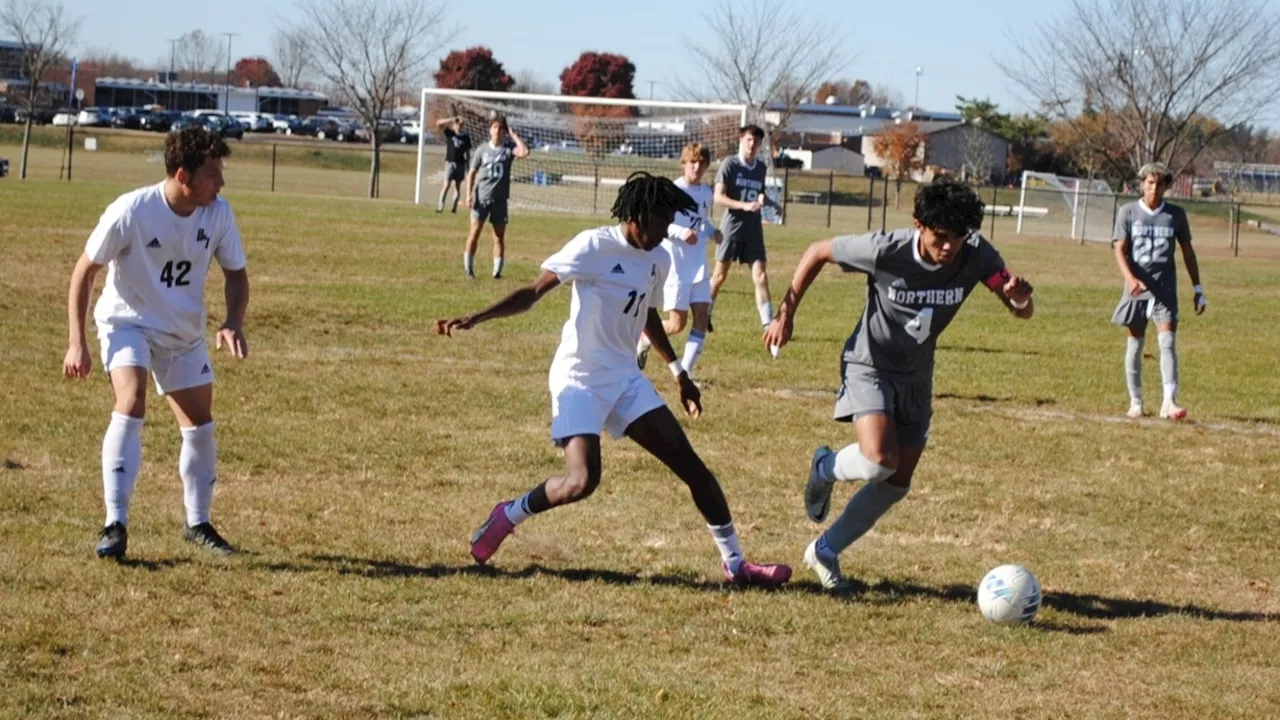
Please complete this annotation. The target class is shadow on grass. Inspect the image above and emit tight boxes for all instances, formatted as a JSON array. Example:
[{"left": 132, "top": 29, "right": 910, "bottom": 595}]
[
  {"left": 290, "top": 554, "right": 1278, "bottom": 628},
  {"left": 937, "top": 344, "right": 1041, "bottom": 357},
  {"left": 936, "top": 392, "right": 1057, "bottom": 407},
  {"left": 115, "top": 557, "right": 194, "bottom": 571}
]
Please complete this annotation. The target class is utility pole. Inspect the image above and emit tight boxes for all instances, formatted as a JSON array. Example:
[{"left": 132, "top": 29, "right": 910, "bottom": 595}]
[
  {"left": 647, "top": 80, "right": 657, "bottom": 101},
  {"left": 166, "top": 37, "right": 180, "bottom": 109},
  {"left": 913, "top": 66, "right": 922, "bottom": 110},
  {"left": 220, "top": 32, "right": 239, "bottom": 113}
]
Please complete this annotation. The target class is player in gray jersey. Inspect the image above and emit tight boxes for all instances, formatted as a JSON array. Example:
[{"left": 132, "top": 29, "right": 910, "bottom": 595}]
[
  {"left": 763, "top": 178, "right": 1035, "bottom": 590},
  {"left": 463, "top": 115, "right": 529, "bottom": 280},
  {"left": 709, "top": 124, "right": 783, "bottom": 334},
  {"left": 1111, "top": 163, "right": 1205, "bottom": 420}
]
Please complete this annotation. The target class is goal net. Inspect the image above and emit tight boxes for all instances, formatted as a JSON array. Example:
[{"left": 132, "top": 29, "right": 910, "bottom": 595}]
[
  {"left": 414, "top": 89, "right": 781, "bottom": 222},
  {"left": 1015, "top": 171, "right": 1117, "bottom": 243}
]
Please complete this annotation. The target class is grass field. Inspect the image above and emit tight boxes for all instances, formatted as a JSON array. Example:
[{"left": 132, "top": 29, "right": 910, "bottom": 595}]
[{"left": 1, "top": 172, "right": 1279, "bottom": 718}]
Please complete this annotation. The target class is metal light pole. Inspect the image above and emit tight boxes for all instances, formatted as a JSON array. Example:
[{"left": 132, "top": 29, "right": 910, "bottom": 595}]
[
  {"left": 166, "top": 37, "right": 179, "bottom": 109},
  {"left": 913, "top": 66, "right": 922, "bottom": 110},
  {"left": 221, "top": 32, "right": 239, "bottom": 112},
  {"left": 647, "top": 80, "right": 657, "bottom": 101}
]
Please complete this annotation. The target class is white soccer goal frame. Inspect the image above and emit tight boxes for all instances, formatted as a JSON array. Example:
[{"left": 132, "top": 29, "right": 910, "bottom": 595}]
[
  {"left": 412, "top": 88, "right": 749, "bottom": 207},
  {"left": 1016, "top": 170, "right": 1115, "bottom": 242}
]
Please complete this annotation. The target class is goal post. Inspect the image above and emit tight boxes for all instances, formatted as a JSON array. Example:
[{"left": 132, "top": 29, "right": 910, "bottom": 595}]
[
  {"left": 414, "top": 88, "right": 757, "bottom": 217},
  {"left": 1016, "top": 170, "right": 1117, "bottom": 243}
]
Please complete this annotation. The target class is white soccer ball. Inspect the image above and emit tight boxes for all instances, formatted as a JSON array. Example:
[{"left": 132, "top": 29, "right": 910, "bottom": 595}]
[{"left": 977, "top": 564, "right": 1042, "bottom": 625}]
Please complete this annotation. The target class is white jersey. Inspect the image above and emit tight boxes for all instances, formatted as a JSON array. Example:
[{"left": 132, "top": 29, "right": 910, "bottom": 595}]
[
  {"left": 86, "top": 182, "right": 246, "bottom": 349},
  {"left": 541, "top": 225, "right": 670, "bottom": 384},
  {"left": 662, "top": 178, "right": 716, "bottom": 285}
]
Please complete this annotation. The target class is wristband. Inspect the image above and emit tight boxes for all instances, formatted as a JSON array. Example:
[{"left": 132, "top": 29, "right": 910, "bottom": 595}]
[
  {"left": 1194, "top": 284, "right": 1204, "bottom": 295},
  {"left": 668, "top": 360, "right": 684, "bottom": 378}
]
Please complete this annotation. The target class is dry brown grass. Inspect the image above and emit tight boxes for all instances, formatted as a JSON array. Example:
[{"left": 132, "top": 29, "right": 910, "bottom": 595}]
[{"left": 0, "top": 174, "right": 1277, "bottom": 719}]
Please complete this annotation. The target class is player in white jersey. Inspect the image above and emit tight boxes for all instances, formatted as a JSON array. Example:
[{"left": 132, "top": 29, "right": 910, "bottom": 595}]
[
  {"left": 636, "top": 142, "right": 721, "bottom": 377},
  {"left": 436, "top": 172, "right": 791, "bottom": 587},
  {"left": 62, "top": 126, "right": 250, "bottom": 560}
]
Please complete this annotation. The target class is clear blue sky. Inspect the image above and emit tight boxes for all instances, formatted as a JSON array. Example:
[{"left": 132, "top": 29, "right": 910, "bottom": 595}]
[{"left": 31, "top": 0, "right": 1130, "bottom": 117}]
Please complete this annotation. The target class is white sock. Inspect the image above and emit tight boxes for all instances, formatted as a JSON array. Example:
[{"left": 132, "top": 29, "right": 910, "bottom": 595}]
[
  {"left": 819, "top": 444, "right": 896, "bottom": 483},
  {"left": 681, "top": 329, "right": 706, "bottom": 375},
  {"left": 822, "top": 482, "right": 909, "bottom": 555},
  {"left": 707, "top": 522, "right": 744, "bottom": 573},
  {"left": 179, "top": 422, "right": 217, "bottom": 527},
  {"left": 1125, "top": 336, "right": 1144, "bottom": 405},
  {"left": 1158, "top": 331, "right": 1178, "bottom": 403},
  {"left": 102, "top": 412, "right": 144, "bottom": 526},
  {"left": 464, "top": 253, "right": 475, "bottom": 275},
  {"left": 493, "top": 257, "right": 504, "bottom": 277},
  {"left": 758, "top": 301, "right": 773, "bottom": 327},
  {"left": 504, "top": 493, "right": 536, "bottom": 526}
]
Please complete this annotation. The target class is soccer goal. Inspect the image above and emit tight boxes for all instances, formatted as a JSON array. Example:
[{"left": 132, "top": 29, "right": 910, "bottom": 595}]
[
  {"left": 1016, "top": 171, "right": 1118, "bottom": 243},
  {"left": 414, "top": 88, "right": 777, "bottom": 218}
]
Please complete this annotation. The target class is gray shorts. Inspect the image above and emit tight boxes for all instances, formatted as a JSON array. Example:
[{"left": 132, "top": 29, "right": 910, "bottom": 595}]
[
  {"left": 471, "top": 199, "right": 509, "bottom": 227},
  {"left": 1112, "top": 295, "right": 1177, "bottom": 329},
  {"left": 834, "top": 361, "right": 932, "bottom": 447},
  {"left": 445, "top": 161, "right": 466, "bottom": 182},
  {"left": 715, "top": 230, "right": 766, "bottom": 265}
]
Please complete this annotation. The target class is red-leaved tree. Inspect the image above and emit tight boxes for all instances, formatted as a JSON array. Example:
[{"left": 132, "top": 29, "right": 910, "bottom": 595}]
[
  {"left": 434, "top": 46, "right": 513, "bottom": 91},
  {"left": 872, "top": 121, "right": 926, "bottom": 208},
  {"left": 234, "top": 57, "right": 282, "bottom": 87},
  {"left": 560, "top": 52, "right": 636, "bottom": 161}
]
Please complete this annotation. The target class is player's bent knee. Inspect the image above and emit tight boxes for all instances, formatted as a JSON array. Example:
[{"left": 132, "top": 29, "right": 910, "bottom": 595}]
[
  {"left": 840, "top": 445, "right": 898, "bottom": 481},
  {"left": 563, "top": 467, "right": 601, "bottom": 500}
]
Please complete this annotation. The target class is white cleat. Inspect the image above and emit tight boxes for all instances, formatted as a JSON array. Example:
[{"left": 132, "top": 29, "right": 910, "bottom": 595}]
[
  {"left": 805, "top": 446, "right": 836, "bottom": 523},
  {"left": 1160, "top": 401, "right": 1188, "bottom": 421},
  {"left": 804, "top": 539, "right": 849, "bottom": 591},
  {"left": 1126, "top": 402, "right": 1144, "bottom": 419}
]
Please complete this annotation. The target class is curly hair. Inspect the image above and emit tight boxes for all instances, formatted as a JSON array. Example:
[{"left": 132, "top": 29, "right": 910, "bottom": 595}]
[
  {"left": 913, "top": 176, "right": 985, "bottom": 238},
  {"left": 611, "top": 171, "right": 697, "bottom": 226},
  {"left": 164, "top": 125, "right": 230, "bottom": 178}
]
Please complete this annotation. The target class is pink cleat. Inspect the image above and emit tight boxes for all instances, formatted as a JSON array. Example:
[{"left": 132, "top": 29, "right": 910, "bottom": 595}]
[
  {"left": 723, "top": 559, "right": 793, "bottom": 587},
  {"left": 470, "top": 501, "right": 516, "bottom": 565},
  {"left": 1160, "top": 401, "right": 1188, "bottom": 421}
]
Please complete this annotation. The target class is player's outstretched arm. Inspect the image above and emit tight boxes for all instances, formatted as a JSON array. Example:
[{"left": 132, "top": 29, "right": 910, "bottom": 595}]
[
  {"left": 644, "top": 307, "right": 701, "bottom": 418},
  {"left": 436, "top": 116, "right": 457, "bottom": 128},
  {"left": 216, "top": 267, "right": 250, "bottom": 359},
  {"left": 763, "top": 239, "right": 836, "bottom": 351},
  {"left": 509, "top": 127, "right": 529, "bottom": 159},
  {"left": 436, "top": 270, "right": 561, "bottom": 336},
  {"left": 64, "top": 252, "right": 103, "bottom": 379}
]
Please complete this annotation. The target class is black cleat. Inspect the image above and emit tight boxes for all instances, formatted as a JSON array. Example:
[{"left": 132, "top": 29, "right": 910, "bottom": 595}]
[
  {"left": 707, "top": 316, "right": 715, "bottom": 333},
  {"left": 96, "top": 522, "right": 128, "bottom": 560},
  {"left": 184, "top": 522, "right": 235, "bottom": 556},
  {"left": 492, "top": 273, "right": 502, "bottom": 280},
  {"left": 465, "top": 271, "right": 476, "bottom": 280}
]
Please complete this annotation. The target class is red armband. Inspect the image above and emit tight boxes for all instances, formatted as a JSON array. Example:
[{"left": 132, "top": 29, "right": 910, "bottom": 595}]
[{"left": 983, "top": 268, "right": 1012, "bottom": 292}]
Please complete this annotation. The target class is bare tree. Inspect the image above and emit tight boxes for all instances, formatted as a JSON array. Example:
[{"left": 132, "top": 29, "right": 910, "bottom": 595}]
[
  {"left": 292, "top": 0, "right": 454, "bottom": 198},
  {"left": 270, "top": 26, "right": 311, "bottom": 88},
  {"left": 0, "top": 0, "right": 80, "bottom": 180},
  {"left": 674, "top": 0, "right": 850, "bottom": 159},
  {"left": 997, "top": 0, "right": 1280, "bottom": 180},
  {"left": 175, "top": 29, "right": 221, "bottom": 84},
  {"left": 957, "top": 121, "right": 998, "bottom": 184}
]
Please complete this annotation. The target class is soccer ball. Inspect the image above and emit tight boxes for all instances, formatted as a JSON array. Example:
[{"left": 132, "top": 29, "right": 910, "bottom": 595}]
[{"left": 977, "top": 564, "right": 1042, "bottom": 625}]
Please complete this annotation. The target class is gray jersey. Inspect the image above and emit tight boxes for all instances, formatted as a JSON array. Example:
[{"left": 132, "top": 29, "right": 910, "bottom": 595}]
[
  {"left": 470, "top": 140, "right": 517, "bottom": 204},
  {"left": 716, "top": 155, "right": 767, "bottom": 243},
  {"left": 832, "top": 228, "right": 1007, "bottom": 379},
  {"left": 1113, "top": 200, "right": 1191, "bottom": 308}
]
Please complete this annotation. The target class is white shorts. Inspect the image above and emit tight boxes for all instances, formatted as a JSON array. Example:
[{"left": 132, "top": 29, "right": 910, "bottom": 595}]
[
  {"left": 98, "top": 325, "right": 213, "bottom": 395},
  {"left": 549, "top": 372, "right": 665, "bottom": 445},
  {"left": 662, "top": 276, "right": 712, "bottom": 312}
]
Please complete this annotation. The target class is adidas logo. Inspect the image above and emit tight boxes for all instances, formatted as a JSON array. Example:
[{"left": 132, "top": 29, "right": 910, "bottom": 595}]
[
  {"left": 112, "top": 465, "right": 125, "bottom": 473},
  {"left": 651, "top": 265, "right": 657, "bottom": 277},
  {"left": 201, "top": 364, "right": 211, "bottom": 374},
  {"left": 611, "top": 264, "right": 625, "bottom": 274},
  {"left": 146, "top": 238, "right": 162, "bottom": 248}
]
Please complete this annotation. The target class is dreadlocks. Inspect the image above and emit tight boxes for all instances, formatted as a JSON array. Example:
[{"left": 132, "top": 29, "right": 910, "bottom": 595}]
[{"left": 611, "top": 171, "right": 697, "bottom": 227}]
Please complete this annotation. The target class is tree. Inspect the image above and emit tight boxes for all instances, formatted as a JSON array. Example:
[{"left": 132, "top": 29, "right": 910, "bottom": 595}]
[
  {"left": 872, "top": 121, "right": 926, "bottom": 208},
  {"left": 559, "top": 51, "right": 636, "bottom": 100},
  {"left": 676, "top": 0, "right": 850, "bottom": 156},
  {"left": 0, "top": 0, "right": 80, "bottom": 180},
  {"left": 234, "top": 57, "right": 281, "bottom": 87},
  {"left": 270, "top": 26, "right": 311, "bottom": 88},
  {"left": 80, "top": 48, "right": 147, "bottom": 79},
  {"left": 815, "top": 78, "right": 881, "bottom": 106},
  {"left": 176, "top": 29, "right": 221, "bottom": 84},
  {"left": 998, "top": 0, "right": 1280, "bottom": 180},
  {"left": 292, "top": 0, "right": 453, "bottom": 199},
  {"left": 434, "top": 46, "right": 513, "bottom": 91}
]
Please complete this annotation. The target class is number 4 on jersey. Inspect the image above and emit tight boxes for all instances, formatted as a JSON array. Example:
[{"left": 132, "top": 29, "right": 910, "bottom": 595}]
[
  {"left": 904, "top": 307, "right": 933, "bottom": 344},
  {"left": 160, "top": 260, "right": 192, "bottom": 288}
]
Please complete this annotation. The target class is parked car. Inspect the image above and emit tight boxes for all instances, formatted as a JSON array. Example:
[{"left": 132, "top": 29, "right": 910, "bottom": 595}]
[
  {"left": 773, "top": 152, "right": 805, "bottom": 169},
  {"left": 76, "top": 107, "right": 110, "bottom": 127},
  {"left": 296, "top": 116, "right": 343, "bottom": 140},
  {"left": 139, "top": 110, "right": 181, "bottom": 132},
  {"left": 52, "top": 111, "right": 77, "bottom": 126},
  {"left": 269, "top": 113, "right": 300, "bottom": 134},
  {"left": 112, "top": 109, "right": 144, "bottom": 130},
  {"left": 398, "top": 119, "right": 421, "bottom": 143},
  {"left": 231, "top": 112, "right": 272, "bottom": 133},
  {"left": 202, "top": 114, "right": 245, "bottom": 140},
  {"left": 0, "top": 105, "right": 19, "bottom": 124}
]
